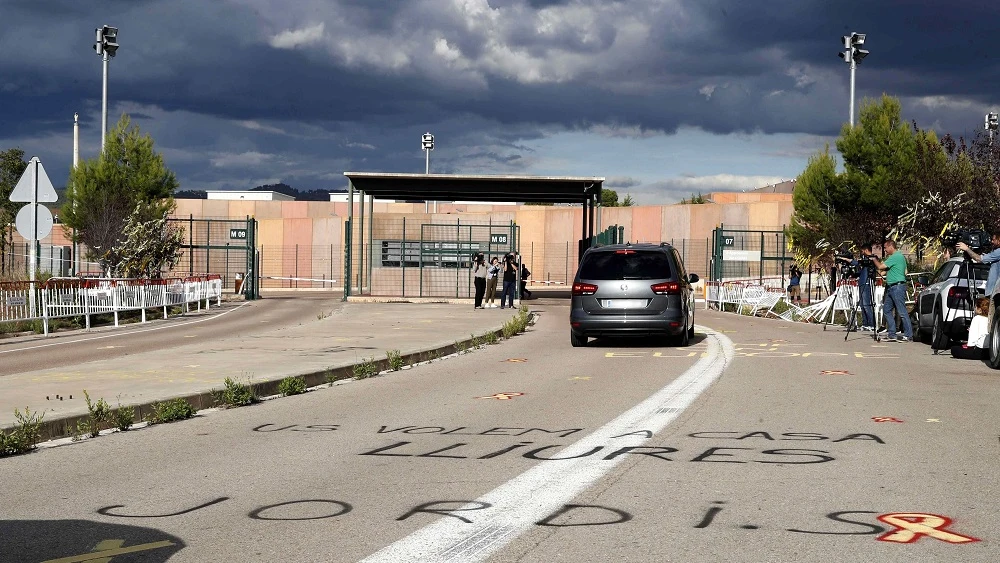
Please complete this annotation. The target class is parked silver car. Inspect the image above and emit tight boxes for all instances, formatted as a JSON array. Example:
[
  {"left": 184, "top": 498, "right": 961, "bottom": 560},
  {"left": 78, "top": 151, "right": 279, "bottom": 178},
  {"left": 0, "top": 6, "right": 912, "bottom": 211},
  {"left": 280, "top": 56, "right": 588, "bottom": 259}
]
[
  {"left": 569, "top": 243, "right": 698, "bottom": 347},
  {"left": 914, "top": 257, "right": 989, "bottom": 347}
]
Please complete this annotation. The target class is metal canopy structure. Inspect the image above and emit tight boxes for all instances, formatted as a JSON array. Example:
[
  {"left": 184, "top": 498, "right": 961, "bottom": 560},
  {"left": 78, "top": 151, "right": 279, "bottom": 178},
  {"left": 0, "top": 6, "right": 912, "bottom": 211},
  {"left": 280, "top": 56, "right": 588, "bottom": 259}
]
[
  {"left": 343, "top": 172, "right": 603, "bottom": 203},
  {"left": 341, "top": 172, "right": 605, "bottom": 300}
]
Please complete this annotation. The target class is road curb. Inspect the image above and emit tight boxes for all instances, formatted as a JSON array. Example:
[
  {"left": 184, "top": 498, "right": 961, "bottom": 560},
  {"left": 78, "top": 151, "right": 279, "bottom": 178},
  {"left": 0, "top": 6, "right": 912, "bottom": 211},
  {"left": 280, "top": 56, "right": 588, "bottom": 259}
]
[{"left": 4, "top": 310, "right": 534, "bottom": 444}]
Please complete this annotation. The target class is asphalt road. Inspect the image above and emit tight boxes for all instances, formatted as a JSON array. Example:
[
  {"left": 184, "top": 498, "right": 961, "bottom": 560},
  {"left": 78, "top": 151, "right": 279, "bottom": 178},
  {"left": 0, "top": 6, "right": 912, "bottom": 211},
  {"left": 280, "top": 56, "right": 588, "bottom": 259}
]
[
  {"left": 0, "top": 294, "right": 343, "bottom": 377},
  {"left": 2, "top": 296, "right": 998, "bottom": 562}
]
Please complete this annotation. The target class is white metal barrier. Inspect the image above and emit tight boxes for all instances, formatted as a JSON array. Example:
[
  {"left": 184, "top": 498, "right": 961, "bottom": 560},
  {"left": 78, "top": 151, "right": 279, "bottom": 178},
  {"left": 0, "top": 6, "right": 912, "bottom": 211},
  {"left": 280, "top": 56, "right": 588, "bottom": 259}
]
[{"left": 0, "top": 275, "right": 223, "bottom": 336}]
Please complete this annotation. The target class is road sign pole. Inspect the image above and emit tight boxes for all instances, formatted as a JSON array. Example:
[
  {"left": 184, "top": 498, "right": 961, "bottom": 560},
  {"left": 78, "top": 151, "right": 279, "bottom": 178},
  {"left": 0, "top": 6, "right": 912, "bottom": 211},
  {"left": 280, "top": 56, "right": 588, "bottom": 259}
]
[{"left": 29, "top": 160, "right": 37, "bottom": 316}]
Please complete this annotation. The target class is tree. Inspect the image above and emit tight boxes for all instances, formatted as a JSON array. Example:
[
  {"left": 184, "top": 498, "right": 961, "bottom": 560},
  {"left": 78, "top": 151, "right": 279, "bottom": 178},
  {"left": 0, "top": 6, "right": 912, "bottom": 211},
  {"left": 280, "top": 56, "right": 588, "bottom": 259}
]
[
  {"left": 787, "top": 146, "right": 840, "bottom": 261},
  {"left": 621, "top": 194, "right": 635, "bottom": 207},
  {"left": 679, "top": 192, "right": 708, "bottom": 204},
  {"left": 63, "top": 114, "right": 178, "bottom": 274},
  {"left": 601, "top": 188, "right": 619, "bottom": 207},
  {"left": 0, "top": 148, "right": 28, "bottom": 274},
  {"left": 835, "top": 95, "right": 924, "bottom": 239},
  {"left": 106, "top": 205, "right": 184, "bottom": 278}
]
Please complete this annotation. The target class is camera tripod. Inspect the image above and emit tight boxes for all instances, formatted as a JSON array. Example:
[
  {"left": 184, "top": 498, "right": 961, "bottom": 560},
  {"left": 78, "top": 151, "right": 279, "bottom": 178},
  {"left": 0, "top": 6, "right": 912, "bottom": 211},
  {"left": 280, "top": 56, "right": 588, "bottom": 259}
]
[
  {"left": 844, "top": 268, "right": 880, "bottom": 342},
  {"left": 931, "top": 254, "right": 981, "bottom": 355}
]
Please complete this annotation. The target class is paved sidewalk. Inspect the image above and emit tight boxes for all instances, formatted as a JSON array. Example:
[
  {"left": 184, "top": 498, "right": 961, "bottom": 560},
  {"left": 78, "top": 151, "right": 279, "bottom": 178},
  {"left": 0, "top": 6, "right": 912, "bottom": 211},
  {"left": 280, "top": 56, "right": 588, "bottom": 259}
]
[{"left": 0, "top": 301, "right": 524, "bottom": 438}]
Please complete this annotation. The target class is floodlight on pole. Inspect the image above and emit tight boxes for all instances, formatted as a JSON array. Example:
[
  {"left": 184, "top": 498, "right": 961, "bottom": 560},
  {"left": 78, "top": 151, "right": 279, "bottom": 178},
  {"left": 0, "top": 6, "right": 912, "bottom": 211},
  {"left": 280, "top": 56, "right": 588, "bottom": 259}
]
[
  {"left": 422, "top": 133, "right": 435, "bottom": 212},
  {"left": 986, "top": 112, "right": 998, "bottom": 139},
  {"left": 94, "top": 25, "right": 119, "bottom": 153},
  {"left": 838, "top": 32, "right": 869, "bottom": 127}
]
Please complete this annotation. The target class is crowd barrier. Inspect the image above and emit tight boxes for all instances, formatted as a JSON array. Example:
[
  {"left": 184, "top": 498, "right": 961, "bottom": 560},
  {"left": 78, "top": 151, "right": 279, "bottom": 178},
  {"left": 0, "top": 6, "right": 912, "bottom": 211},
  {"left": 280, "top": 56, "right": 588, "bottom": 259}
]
[
  {"left": 705, "top": 279, "right": 887, "bottom": 326},
  {"left": 0, "top": 275, "right": 223, "bottom": 336}
]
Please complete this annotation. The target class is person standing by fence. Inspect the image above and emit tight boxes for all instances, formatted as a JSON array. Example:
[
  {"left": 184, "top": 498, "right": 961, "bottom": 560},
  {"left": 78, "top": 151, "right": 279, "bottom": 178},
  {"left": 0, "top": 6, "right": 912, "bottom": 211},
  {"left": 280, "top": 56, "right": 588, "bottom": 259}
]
[
  {"left": 500, "top": 254, "right": 517, "bottom": 309},
  {"left": 472, "top": 253, "right": 487, "bottom": 309},
  {"left": 484, "top": 256, "right": 500, "bottom": 308}
]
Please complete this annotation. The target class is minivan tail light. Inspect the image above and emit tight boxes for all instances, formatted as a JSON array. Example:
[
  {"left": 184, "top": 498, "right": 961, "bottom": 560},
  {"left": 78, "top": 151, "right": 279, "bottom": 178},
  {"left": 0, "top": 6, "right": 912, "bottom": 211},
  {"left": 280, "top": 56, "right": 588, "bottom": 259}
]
[
  {"left": 651, "top": 282, "right": 680, "bottom": 295},
  {"left": 615, "top": 250, "right": 635, "bottom": 254},
  {"left": 572, "top": 282, "right": 598, "bottom": 296}
]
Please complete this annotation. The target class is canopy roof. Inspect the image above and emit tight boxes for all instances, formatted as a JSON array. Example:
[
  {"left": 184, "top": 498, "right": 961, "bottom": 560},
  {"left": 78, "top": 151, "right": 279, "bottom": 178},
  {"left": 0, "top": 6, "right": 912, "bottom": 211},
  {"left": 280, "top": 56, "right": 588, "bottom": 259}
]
[{"left": 343, "top": 172, "right": 603, "bottom": 203}]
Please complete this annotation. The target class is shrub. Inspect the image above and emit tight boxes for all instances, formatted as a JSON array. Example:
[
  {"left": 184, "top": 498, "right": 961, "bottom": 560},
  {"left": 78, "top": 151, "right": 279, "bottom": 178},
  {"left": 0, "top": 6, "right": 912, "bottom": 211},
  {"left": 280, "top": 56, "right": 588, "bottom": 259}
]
[
  {"left": 215, "top": 376, "right": 259, "bottom": 407},
  {"left": 455, "top": 340, "right": 468, "bottom": 354},
  {"left": 278, "top": 376, "right": 307, "bottom": 396},
  {"left": 0, "top": 407, "right": 44, "bottom": 457},
  {"left": 352, "top": 356, "right": 379, "bottom": 380},
  {"left": 147, "top": 399, "right": 195, "bottom": 424},
  {"left": 113, "top": 403, "right": 135, "bottom": 432},
  {"left": 470, "top": 334, "right": 485, "bottom": 349},
  {"left": 386, "top": 349, "right": 404, "bottom": 371},
  {"left": 483, "top": 331, "right": 499, "bottom": 345},
  {"left": 77, "top": 390, "right": 112, "bottom": 438}
]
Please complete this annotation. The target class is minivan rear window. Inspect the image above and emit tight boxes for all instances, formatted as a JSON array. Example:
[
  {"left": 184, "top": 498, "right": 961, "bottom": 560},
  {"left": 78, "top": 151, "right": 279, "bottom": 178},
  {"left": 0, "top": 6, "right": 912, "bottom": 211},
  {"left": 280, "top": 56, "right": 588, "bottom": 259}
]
[{"left": 578, "top": 250, "right": 672, "bottom": 280}]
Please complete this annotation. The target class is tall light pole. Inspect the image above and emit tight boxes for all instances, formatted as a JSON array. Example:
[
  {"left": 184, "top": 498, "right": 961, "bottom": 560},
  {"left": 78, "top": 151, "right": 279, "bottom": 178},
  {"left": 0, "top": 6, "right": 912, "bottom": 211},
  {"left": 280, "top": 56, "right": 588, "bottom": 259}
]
[
  {"left": 93, "top": 25, "right": 119, "bottom": 153},
  {"left": 422, "top": 132, "right": 434, "bottom": 212},
  {"left": 838, "top": 32, "right": 869, "bottom": 127}
]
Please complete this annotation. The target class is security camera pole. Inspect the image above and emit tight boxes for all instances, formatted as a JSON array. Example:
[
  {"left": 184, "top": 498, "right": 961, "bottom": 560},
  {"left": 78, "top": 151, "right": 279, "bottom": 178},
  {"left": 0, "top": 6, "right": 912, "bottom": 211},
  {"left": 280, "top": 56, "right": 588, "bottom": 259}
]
[
  {"left": 838, "top": 32, "right": 869, "bottom": 126},
  {"left": 422, "top": 132, "right": 434, "bottom": 212},
  {"left": 93, "top": 25, "right": 120, "bottom": 153}
]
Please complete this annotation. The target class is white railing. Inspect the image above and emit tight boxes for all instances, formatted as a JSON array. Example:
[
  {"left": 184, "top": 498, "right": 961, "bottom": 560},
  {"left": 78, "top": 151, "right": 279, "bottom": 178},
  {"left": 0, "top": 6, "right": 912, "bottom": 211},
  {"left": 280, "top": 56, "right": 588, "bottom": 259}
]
[
  {"left": 0, "top": 275, "right": 223, "bottom": 336},
  {"left": 705, "top": 279, "right": 887, "bottom": 326}
]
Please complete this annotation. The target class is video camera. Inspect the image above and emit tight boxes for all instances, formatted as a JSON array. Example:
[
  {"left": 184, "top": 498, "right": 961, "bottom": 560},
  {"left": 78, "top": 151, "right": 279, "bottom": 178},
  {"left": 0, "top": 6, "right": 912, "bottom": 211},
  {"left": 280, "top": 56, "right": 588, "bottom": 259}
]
[{"left": 943, "top": 227, "right": 992, "bottom": 253}]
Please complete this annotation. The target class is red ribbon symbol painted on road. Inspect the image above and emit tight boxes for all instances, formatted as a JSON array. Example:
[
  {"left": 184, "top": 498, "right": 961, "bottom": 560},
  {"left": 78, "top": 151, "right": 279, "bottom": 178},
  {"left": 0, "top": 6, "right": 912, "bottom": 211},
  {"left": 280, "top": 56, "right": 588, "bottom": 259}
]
[
  {"left": 876, "top": 513, "right": 980, "bottom": 544},
  {"left": 871, "top": 417, "right": 903, "bottom": 423},
  {"left": 476, "top": 392, "right": 525, "bottom": 400}
]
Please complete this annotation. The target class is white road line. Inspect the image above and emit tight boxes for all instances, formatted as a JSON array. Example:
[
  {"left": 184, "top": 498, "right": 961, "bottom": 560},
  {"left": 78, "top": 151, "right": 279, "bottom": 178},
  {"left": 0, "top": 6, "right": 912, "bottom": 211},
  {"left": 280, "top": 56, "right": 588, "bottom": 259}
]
[
  {"left": 360, "top": 325, "right": 735, "bottom": 563},
  {"left": 0, "top": 302, "right": 249, "bottom": 355}
]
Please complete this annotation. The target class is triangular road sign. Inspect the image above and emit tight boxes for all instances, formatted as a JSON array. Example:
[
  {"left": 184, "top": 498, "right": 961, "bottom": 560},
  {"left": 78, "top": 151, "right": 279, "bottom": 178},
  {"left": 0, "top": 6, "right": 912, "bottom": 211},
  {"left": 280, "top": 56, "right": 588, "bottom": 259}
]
[{"left": 10, "top": 157, "right": 58, "bottom": 203}]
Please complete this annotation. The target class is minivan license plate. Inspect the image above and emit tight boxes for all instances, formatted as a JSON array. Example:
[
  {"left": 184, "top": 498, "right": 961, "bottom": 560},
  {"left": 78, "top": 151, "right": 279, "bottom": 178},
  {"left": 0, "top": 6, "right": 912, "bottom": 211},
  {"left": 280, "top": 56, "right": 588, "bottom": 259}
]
[{"left": 602, "top": 299, "right": 648, "bottom": 309}]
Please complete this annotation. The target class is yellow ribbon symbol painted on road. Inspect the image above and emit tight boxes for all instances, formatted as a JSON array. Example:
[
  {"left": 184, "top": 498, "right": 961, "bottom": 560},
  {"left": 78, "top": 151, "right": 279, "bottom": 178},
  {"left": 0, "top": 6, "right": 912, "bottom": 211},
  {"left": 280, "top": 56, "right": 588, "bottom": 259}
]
[
  {"left": 42, "top": 539, "right": 175, "bottom": 563},
  {"left": 876, "top": 513, "right": 980, "bottom": 544}
]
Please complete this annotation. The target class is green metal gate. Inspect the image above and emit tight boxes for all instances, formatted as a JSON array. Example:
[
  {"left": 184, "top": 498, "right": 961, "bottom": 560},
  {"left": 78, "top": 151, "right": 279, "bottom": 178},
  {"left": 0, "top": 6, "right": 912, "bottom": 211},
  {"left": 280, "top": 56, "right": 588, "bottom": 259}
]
[
  {"left": 417, "top": 222, "right": 519, "bottom": 298},
  {"left": 711, "top": 225, "right": 791, "bottom": 285},
  {"left": 169, "top": 215, "right": 259, "bottom": 299}
]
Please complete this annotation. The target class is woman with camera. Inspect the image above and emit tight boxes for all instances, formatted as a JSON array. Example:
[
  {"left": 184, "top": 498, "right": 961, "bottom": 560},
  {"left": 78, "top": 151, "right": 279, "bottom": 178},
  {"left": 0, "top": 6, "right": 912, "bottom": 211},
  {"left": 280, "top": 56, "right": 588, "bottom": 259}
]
[
  {"left": 500, "top": 254, "right": 517, "bottom": 309},
  {"left": 472, "top": 253, "right": 488, "bottom": 309}
]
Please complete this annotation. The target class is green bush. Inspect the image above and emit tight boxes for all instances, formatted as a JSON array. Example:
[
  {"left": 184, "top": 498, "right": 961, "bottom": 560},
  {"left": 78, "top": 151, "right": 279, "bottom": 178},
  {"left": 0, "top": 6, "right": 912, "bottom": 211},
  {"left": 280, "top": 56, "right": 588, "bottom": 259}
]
[
  {"left": 278, "top": 376, "right": 307, "bottom": 396},
  {"left": 0, "top": 407, "right": 44, "bottom": 457},
  {"left": 352, "top": 357, "right": 379, "bottom": 380},
  {"left": 386, "top": 349, "right": 404, "bottom": 371},
  {"left": 455, "top": 339, "right": 468, "bottom": 353},
  {"left": 215, "top": 377, "right": 259, "bottom": 407},
  {"left": 483, "top": 331, "right": 500, "bottom": 345},
  {"left": 325, "top": 368, "right": 350, "bottom": 384},
  {"left": 147, "top": 399, "right": 195, "bottom": 424},
  {"left": 77, "top": 390, "right": 112, "bottom": 438},
  {"left": 113, "top": 404, "right": 135, "bottom": 431}
]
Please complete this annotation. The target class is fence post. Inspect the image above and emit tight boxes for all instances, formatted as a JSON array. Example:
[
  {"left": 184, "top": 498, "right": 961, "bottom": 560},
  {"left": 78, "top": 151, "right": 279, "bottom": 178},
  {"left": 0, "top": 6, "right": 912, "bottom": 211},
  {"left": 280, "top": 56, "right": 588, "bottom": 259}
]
[
  {"left": 295, "top": 244, "right": 299, "bottom": 289},
  {"left": 42, "top": 288, "right": 49, "bottom": 336},
  {"left": 84, "top": 282, "right": 91, "bottom": 329},
  {"left": 141, "top": 283, "right": 147, "bottom": 323},
  {"left": 162, "top": 282, "right": 168, "bottom": 319},
  {"left": 565, "top": 240, "right": 569, "bottom": 284},
  {"left": 402, "top": 217, "right": 406, "bottom": 298},
  {"left": 112, "top": 280, "right": 120, "bottom": 327}
]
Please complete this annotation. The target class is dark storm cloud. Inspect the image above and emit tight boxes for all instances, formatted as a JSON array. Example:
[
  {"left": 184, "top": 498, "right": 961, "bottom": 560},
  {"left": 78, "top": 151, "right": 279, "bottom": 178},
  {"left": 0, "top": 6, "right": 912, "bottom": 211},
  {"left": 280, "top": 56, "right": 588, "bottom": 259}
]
[{"left": 1, "top": 0, "right": 998, "bottom": 192}]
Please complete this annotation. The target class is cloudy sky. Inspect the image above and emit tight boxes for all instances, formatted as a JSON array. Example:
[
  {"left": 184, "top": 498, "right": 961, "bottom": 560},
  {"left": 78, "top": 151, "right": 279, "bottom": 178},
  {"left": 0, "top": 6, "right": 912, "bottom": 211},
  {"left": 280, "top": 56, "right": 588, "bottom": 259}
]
[{"left": 2, "top": 0, "right": 998, "bottom": 204}]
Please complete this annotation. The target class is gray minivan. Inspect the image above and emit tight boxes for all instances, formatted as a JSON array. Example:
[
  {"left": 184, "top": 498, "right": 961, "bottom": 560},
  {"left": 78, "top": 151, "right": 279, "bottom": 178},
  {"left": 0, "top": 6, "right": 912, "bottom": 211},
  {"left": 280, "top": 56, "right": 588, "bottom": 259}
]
[{"left": 570, "top": 243, "right": 698, "bottom": 347}]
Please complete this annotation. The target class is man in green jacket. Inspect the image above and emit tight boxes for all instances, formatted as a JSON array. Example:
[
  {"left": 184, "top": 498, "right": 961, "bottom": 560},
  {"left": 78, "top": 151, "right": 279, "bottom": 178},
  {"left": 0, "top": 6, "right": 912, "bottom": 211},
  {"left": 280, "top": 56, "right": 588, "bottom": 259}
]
[{"left": 872, "top": 239, "right": 913, "bottom": 342}]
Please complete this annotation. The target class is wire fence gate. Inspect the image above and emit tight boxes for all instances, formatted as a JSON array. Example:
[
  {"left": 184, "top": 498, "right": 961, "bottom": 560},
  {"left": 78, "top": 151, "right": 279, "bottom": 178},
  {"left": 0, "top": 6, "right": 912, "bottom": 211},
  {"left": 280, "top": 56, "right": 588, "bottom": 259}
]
[
  {"left": 168, "top": 216, "right": 259, "bottom": 299},
  {"left": 711, "top": 226, "right": 792, "bottom": 286}
]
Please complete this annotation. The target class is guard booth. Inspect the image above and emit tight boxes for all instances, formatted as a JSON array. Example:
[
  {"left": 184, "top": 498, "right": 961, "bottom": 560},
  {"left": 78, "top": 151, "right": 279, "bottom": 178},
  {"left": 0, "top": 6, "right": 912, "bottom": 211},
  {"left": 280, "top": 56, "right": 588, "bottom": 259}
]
[
  {"left": 342, "top": 173, "right": 604, "bottom": 300},
  {"left": 169, "top": 215, "right": 259, "bottom": 299},
  {"left": 710, "top": 225, "right": 791, "bottom": 286}
]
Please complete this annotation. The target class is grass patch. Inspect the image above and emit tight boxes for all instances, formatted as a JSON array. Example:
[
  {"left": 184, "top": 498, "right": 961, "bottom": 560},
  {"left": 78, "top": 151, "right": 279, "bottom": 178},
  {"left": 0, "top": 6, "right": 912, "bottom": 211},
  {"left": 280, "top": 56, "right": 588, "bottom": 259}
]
[
  {"left": 0, "top": 407, "right": 44, "bottom": 457},
  {"left": 213, "top": 376, "right": 259, "bottom": 407},
  {"left": 324, "top": 368, "right": 351, "bottom": 384},
  {"left": 386, "top": 349, "right": 404, "bottom": 371},
  {"left": 278, "top": 376, "right": 307, "bottom": 396},
  {"left": 482, "top": 331, "right": 500, "bottom": 345},
  {"left": 147, "top": 399, "right": 195, "bottom": 424},
  {"left": 352, "top": 356, "right": 379, "bottom": 380},
  {"left": 455, "top": 339, "right": 469, "bottom": 354}
]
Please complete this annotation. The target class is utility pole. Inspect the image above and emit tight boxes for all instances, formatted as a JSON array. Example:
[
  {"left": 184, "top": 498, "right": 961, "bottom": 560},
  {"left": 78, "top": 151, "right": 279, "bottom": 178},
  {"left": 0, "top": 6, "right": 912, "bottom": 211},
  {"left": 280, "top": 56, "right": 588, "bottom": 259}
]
[
  {"left": 422, "top": 132, "right": 434, "bottom": 213},
  {"left": 94, "top": 25, "right": 119, "bottom": 153},
  {"left": 838, "top": 33, "right": 869, "bottom": 126}
]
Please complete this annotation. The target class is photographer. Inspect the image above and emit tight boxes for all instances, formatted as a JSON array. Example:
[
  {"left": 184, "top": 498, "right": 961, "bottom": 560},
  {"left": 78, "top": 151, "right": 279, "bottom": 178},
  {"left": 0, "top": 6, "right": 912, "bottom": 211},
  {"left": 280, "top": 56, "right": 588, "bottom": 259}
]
[
  {"left": 787, "top": 265, "right": 802, "bottom": 305},
  {"left": 870, "top": 239, "right": 913, "bottom": 342},
  {"left": 957, "top": 232, "right": 1000, "bottom": 325},
  {"left": 835, "top": 244, "right": 876, "bottom": 331}
]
